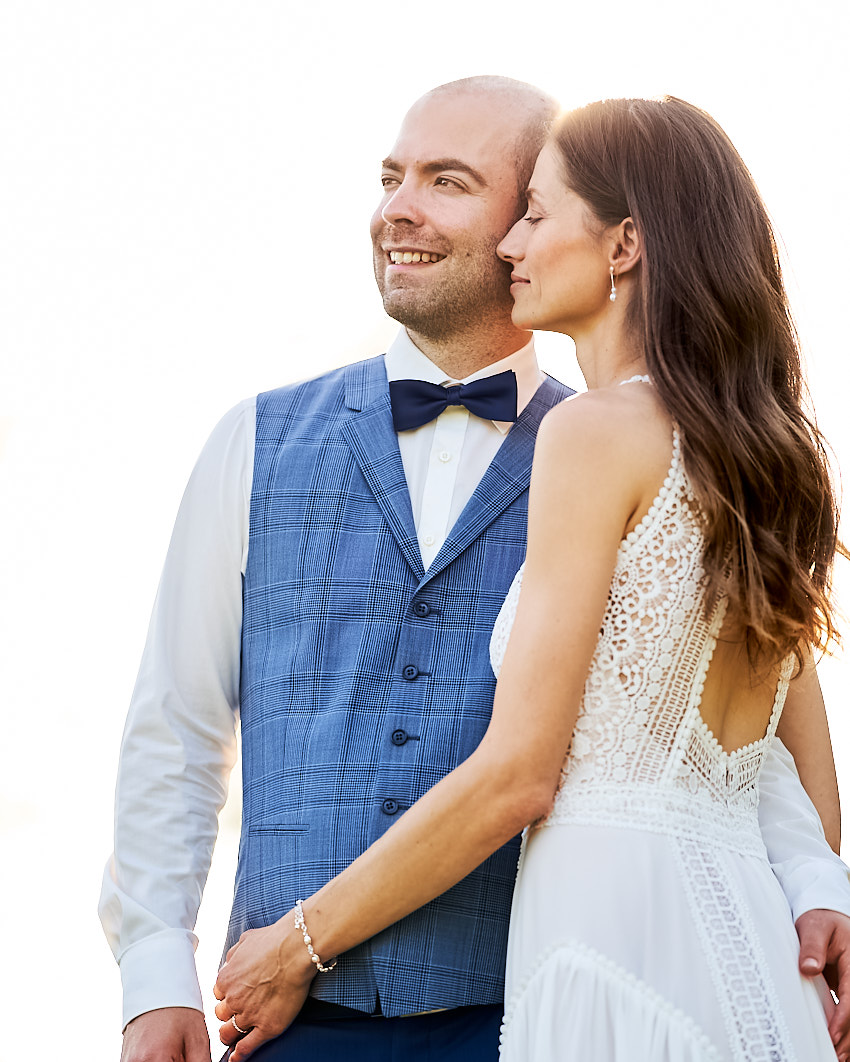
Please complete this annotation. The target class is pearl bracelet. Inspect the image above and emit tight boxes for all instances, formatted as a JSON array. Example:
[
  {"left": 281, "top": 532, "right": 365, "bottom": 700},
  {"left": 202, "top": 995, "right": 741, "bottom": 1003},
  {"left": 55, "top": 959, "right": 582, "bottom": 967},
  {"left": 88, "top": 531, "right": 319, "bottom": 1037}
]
[{"left": 294, "top": 899, "right": 338, "bottom": 973}]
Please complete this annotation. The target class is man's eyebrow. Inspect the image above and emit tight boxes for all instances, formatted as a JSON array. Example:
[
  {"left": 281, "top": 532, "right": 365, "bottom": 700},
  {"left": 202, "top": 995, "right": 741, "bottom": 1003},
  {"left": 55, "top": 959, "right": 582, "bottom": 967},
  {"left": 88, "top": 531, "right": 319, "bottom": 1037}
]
[{"left": 381, "top": 156, "right": 489, "bottom": 187}]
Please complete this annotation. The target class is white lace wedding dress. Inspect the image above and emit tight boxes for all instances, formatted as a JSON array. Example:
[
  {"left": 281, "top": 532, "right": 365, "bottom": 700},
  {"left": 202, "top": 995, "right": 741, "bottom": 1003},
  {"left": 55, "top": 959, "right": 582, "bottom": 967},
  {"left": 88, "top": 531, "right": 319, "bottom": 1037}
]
[{"left": 489, "top": 423, "right": 836, "bottom": 1061}]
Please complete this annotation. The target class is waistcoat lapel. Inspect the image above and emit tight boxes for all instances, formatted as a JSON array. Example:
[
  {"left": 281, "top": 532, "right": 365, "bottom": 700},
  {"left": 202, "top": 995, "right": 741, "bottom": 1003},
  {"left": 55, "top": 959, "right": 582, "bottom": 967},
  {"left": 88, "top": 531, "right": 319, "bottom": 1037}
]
[
  {"left": 339, "top": 357, "right": 424, "bottom": 579},
  {"left": 422, "top": 375, "right": 573, "bottom": 585}
]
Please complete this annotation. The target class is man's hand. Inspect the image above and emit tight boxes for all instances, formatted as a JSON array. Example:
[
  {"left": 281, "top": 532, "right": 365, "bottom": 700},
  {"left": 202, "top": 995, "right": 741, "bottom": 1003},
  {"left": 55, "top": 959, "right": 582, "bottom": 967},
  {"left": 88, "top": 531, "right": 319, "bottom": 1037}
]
[
  {"left": 121, "top": 1007, "right": 211, "bottom": 1062},
  {"left": 796, "top": 908, "right": 850, "bottom": 1060},
  {"left": 213, "top": 915, "right": 317, "bottom": 1062}
]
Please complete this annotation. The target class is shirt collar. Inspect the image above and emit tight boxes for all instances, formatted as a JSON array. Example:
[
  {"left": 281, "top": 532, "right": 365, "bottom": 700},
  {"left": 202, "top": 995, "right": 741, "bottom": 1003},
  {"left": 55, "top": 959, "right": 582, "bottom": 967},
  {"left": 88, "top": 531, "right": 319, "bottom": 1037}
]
[{"left": 384, "top": 329, "right": 544, "bottom": 435}]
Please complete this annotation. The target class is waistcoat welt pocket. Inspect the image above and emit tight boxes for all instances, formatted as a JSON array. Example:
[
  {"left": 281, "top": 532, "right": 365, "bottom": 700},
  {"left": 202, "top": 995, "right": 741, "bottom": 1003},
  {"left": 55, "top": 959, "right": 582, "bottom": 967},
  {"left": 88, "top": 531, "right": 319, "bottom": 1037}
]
[
  {"left": 250, "top": 824, "right": 309, "bottom": 834},
  {"left": 237, "top": 824, "right": 311, "bottom": 928}
]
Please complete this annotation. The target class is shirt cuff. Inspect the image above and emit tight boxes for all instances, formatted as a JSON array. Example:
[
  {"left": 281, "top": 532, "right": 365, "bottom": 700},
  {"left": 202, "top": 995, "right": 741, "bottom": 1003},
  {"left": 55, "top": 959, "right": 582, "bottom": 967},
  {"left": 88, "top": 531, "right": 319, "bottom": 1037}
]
[
  {"left": 779, "top": 858, "right": 850, "bottom": 923},
  {"left": 119, "top": 930, "right": 204, "bottom": 1030}
]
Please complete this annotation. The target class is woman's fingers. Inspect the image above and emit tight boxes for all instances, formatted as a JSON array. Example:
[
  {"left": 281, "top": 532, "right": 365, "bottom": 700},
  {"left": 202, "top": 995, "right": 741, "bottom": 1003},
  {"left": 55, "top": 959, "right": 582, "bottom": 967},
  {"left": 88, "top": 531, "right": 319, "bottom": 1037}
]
[
  {"left": 218, "top": 1015, "right": 242, "bottom": 1047},
  {"left": 230, "top": 1027, "right": 271, "bottom": 1062},
  {"left": 214, "top": 998, "right": 233, "bottom": 1021}
]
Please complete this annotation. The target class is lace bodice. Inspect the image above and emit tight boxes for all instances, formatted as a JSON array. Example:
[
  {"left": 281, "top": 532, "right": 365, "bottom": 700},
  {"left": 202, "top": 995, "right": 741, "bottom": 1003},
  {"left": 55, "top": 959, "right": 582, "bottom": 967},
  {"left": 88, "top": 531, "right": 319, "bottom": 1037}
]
[{"left": 490, "top": 424, "right": 792, "bottom": 846}]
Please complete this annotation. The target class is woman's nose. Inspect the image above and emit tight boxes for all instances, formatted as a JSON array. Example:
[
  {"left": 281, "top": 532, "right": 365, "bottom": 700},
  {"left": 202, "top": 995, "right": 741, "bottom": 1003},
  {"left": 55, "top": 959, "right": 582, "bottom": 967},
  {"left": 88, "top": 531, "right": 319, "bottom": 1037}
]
[{"left": 497, "top": 220, "right": 524, "bottom": 262}]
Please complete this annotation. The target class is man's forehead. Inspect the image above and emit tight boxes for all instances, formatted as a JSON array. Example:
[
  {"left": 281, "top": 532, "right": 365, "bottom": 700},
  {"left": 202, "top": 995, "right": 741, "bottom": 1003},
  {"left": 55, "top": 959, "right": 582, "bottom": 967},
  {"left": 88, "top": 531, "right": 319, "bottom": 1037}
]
[{"left": 387, "top": 94, "right": 523, "bottom": 175}]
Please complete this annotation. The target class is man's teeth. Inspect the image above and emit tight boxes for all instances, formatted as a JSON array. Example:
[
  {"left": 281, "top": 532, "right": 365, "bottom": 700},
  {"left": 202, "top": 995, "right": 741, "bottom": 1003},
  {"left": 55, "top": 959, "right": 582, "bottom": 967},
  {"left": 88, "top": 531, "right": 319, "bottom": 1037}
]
[{"left": 388, "top": 251, "right": 445, "bottom": 264}]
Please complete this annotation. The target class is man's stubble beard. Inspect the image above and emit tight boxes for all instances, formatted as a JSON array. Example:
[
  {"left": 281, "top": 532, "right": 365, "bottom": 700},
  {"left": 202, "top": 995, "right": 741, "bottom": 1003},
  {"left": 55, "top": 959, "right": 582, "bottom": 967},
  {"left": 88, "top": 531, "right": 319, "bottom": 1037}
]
[{"left": 373, "top": 238, "right": 516, "bottom": 342}]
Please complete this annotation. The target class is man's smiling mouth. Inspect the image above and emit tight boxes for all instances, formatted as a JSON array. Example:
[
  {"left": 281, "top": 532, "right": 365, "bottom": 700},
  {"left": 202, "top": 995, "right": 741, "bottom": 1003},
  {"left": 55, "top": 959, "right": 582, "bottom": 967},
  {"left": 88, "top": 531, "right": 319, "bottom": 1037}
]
[{"left": 387, "top": 251, "right": 447, "bottom": 264}]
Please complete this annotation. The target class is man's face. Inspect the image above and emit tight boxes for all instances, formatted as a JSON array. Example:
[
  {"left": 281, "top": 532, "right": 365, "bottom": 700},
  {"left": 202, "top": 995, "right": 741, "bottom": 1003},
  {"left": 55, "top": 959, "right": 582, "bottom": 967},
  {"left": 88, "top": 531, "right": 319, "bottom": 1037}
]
[{"left": 371, "top": 92, "right": 526, "bottom": 341}]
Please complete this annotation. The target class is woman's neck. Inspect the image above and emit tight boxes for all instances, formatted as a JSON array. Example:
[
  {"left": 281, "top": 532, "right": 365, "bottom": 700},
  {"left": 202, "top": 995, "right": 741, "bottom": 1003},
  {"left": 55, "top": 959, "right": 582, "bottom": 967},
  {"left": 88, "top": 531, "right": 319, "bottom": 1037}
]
[{"left": 574, "top": 330, "right": 646, "bottom": 391}]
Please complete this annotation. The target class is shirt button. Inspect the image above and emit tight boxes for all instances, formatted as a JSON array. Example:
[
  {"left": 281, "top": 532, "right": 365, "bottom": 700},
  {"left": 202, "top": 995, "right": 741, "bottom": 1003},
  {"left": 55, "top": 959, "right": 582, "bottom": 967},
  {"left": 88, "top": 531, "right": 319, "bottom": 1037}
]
[
  {"left": 391, "top": 729, "right": 408, "bottom": 746},
  {"left": 439, "top": 450, "right": 452, "bottom": 463},
  {"left": 412, "top": 601, "right": 431, "bottom": 618},
  {"left": 381, "top": 799, "right": 400, "bottom": 815},
  {"left": 423, "top": 534, "right": 435, "bottom": 547},
  {"left": 402, "top": 665, "right": 419, "bottom": 680}
]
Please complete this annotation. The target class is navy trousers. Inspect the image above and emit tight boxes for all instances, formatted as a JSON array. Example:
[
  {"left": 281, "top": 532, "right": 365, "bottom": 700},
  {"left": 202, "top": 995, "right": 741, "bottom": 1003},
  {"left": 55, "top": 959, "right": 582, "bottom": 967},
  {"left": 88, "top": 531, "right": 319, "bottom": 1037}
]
[{"left": 221, "top": 1005, "right": 503, "bottom": 1062}]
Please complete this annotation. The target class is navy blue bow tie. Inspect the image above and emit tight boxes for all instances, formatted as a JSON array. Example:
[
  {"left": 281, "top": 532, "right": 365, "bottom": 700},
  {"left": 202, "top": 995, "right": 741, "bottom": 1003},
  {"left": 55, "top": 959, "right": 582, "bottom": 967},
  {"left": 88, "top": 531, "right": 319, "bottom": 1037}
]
[{"left": 389, "top": 371, "right": 518, "bottom": 432}]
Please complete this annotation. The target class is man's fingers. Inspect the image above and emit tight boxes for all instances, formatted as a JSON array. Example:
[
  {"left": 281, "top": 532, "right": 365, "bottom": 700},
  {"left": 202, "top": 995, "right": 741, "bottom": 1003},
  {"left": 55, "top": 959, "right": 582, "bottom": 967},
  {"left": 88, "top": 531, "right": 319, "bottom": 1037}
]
[
  {"left": 798, "top": 935, "right": 830, "bottom": 975},
  {"left": 121, "top": 1008, "right": 212, "bottom": 1062},
  {"left": 821, "top": 962, "right": 841, "bottom": 995},
  {"left": 796, "top": 913, "right": 832, "bottom": 976},
  {"left": 829, "top": 991, "right": 850, "bottom": 1061},
  {"left": 829, "top": 954, "right": 850, "bottom": 1057},
  {"left": 800, "top": 951, "right": 827, "bottom": 976}
]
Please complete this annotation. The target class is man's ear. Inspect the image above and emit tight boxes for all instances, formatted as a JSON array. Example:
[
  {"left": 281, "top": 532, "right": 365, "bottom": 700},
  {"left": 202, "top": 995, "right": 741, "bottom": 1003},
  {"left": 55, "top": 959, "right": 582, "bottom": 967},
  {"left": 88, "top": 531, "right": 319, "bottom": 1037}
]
[{"left": 609, "top": 217, "right": 641, "bottom": 277}]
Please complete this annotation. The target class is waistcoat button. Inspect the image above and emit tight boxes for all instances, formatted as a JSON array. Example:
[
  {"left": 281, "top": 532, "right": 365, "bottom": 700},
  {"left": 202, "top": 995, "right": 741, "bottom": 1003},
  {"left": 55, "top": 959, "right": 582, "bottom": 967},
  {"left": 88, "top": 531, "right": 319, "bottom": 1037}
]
[
  {"left": 381, "top": 799, "right": 400, "bottom": 815},
  {"left": 391, "top": 729, "right": 408, "bottom": 746},
  {"left": 402, "top": 665, "right": 419, "bottom": 680},
  {"left": 412, "top": 601, "right": 431, "bottom": 618}
]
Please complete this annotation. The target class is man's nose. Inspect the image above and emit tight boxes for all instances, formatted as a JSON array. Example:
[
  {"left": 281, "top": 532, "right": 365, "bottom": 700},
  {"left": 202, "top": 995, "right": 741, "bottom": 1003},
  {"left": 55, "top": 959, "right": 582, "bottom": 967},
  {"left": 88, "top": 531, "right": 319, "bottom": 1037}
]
[{"left": 381, "top": 181, "right": 426, "bottom": 226}]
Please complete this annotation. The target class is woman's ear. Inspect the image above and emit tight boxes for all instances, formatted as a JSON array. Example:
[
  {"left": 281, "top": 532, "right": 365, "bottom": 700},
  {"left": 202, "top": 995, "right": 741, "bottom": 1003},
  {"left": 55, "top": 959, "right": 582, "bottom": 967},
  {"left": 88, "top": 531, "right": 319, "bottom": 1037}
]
[{"left": 609, "top": 217, "right": 641, "bottom": 277}]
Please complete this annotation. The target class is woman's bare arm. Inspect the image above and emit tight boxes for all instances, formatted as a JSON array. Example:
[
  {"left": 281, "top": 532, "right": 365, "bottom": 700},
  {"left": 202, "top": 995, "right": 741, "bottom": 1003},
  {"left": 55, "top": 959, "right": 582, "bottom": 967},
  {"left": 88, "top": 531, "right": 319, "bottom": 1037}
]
[{"left": 776, "top": 650, "right": 841, "bottom": 853}]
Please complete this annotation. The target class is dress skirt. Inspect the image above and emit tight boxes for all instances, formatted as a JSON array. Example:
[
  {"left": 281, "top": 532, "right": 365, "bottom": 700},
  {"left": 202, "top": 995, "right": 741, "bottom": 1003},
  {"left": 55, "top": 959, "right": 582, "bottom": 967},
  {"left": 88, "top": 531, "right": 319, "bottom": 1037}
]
[{"left": 500, "top": 821, "right": 836, "bottom": 1062}]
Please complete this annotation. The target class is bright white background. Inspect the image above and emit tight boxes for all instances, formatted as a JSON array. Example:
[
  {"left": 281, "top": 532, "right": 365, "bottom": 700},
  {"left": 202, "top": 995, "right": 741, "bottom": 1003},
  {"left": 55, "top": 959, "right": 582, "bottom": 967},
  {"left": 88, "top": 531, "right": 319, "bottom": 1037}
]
[{"left": 1, "top": 2, "right": 848, "bottom": 1058}]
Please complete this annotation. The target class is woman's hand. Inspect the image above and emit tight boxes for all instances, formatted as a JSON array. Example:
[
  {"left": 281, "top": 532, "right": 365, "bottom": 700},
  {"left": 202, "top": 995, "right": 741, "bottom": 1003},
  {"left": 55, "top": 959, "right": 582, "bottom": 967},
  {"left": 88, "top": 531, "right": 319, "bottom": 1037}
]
[{"left": 213, "top": 913, "right": 317, "bottom": 1062}]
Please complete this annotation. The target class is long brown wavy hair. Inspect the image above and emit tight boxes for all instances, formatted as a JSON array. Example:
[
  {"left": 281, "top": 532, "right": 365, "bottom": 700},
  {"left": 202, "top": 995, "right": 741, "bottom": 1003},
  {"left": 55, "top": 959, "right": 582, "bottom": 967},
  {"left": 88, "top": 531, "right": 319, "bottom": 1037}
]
[{"left": 551, "top": 97, "right": 841, "bottom": 666}]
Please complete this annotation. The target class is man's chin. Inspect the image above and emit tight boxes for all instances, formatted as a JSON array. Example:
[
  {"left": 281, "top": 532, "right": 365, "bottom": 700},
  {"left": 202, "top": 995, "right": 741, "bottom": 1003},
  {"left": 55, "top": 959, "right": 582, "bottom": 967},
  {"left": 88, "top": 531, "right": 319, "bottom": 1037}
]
[{"left": 379, "top": 289, "right": 438, "bottom": 329}]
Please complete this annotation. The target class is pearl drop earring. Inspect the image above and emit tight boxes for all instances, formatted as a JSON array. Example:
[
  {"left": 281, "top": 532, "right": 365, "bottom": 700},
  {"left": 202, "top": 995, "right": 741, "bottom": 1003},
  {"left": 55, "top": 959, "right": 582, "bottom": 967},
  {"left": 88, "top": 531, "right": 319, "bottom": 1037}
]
[{"left": 609, "top": 266, "right": 617, "bottom": 302}]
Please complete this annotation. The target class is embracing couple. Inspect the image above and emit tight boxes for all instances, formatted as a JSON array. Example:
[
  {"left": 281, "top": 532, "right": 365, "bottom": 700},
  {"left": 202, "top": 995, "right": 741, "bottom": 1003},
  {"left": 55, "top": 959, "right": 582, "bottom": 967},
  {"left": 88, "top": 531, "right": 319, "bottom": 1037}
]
[{"left": 101, "top": 76, "right": 850, "bottom": 1061}]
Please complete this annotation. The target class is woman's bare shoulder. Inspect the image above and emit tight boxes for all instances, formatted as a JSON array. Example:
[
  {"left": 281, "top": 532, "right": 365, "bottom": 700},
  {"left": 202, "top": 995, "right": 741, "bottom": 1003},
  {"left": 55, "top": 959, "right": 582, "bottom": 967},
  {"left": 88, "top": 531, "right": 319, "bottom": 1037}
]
[{"left": 536, "top": 382, "right": 672, "bottom": 474}]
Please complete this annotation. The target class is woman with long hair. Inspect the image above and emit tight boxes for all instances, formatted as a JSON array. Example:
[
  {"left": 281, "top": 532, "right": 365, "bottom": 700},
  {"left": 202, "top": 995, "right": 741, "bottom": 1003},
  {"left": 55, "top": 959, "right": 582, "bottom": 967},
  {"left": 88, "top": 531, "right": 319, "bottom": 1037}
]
[{"left": 214, "top": 97, "right": 843, "bottom": 1060}]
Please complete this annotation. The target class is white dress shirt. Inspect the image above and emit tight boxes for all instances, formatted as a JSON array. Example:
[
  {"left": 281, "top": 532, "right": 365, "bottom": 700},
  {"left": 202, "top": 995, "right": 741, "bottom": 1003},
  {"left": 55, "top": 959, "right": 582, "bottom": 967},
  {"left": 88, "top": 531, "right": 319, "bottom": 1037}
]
[
  {"left": 385, "top": 329, "right": 544, "bottom": 566},
  {"left": 100, "top": 330, "right": 850, "bottom": 1029}
]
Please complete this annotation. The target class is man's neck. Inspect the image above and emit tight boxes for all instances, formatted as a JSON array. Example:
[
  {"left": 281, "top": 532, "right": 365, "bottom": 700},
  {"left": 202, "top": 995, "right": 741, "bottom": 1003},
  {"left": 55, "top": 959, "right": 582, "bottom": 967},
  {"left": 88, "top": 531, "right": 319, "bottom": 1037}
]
[{"left": 404, "top": 323, "right": 532, "bottom": 380}]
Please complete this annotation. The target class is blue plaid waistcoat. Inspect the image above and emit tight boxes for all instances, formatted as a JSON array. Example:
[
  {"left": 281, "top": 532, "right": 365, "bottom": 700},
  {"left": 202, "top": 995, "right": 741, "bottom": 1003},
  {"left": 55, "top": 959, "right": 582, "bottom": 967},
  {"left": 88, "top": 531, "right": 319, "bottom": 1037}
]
[{"left": 227, "top": 354, "right": 573, "bottom": 1015}]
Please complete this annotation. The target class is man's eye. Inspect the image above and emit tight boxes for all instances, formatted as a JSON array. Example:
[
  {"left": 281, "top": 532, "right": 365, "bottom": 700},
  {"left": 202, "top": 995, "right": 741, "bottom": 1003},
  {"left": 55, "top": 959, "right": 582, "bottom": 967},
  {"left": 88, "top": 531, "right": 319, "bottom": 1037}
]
[
  {"left": 435, "top": 177, "right": 463, "bottom": 190},
  {"left": 381, "top": 176, "right": 400, "bottom": 189}
]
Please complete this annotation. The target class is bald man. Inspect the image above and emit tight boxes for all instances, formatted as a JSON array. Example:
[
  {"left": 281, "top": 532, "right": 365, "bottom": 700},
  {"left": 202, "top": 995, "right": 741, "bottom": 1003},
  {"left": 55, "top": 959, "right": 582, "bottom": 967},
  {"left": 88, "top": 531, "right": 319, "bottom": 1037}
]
[{"left": 102, "top": 77, "right": 850, "bottom": 1062}]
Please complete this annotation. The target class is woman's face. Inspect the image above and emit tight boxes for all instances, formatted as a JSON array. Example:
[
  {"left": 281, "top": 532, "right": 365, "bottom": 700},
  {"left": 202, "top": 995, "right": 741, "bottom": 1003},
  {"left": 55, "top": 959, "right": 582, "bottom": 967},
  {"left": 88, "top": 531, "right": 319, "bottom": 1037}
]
[{"left": 497, "top": 143, "right": 612, "bottom": 337}]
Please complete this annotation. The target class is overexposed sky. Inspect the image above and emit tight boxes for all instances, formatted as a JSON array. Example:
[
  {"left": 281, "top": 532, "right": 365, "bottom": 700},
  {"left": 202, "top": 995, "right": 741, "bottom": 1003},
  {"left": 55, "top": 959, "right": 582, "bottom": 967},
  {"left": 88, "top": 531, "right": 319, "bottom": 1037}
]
[{"left": 1, "top": 1, "right": 848, "bottom": 1058}]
